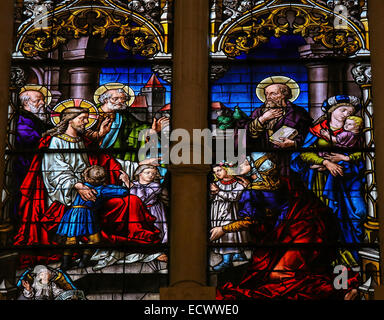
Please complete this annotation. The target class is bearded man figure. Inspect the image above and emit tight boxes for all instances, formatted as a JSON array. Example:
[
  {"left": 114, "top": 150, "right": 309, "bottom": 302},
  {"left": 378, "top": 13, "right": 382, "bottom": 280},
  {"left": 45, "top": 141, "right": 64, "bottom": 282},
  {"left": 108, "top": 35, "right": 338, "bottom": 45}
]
[
  {"left": 86, "top": 83, "right": 169, "bottom": 162},
  {"left": 14, "top": 105, "right": 160, "bottom": 268},
  {"left": 10, "top": 85, "right": 54, "bottom": 223},
  {"left": 246, "top": 82, "right": 312, "bottom": 176}
]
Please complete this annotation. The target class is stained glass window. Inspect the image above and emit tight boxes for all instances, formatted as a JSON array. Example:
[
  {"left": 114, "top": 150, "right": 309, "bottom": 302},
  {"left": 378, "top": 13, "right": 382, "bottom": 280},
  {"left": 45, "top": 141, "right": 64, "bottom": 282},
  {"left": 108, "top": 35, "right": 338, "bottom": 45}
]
[
  {"left": 208, "top": 0, "right": 378, "bottom": 300},
  {"left": 2, "top": 0, "right": 172, "bottom": 300}
]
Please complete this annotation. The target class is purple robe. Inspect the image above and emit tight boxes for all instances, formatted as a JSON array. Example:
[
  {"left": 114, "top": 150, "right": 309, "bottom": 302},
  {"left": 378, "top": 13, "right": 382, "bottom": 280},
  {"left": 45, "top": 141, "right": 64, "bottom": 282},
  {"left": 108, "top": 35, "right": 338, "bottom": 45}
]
[
  {"left": 246, "top": 102, "right": 311, "bottom": 148},
  {"left": 130, "top": 181, "right": 168, "bottom": 243},
  {"left": 11, "top": 110, "right": 52, "bottom": 219},
  {"left": 239, "top": 102, "right": 312, "bottom": 176},
  {"left": 14, "top": 111, "right": 51, "bottom": 181}
]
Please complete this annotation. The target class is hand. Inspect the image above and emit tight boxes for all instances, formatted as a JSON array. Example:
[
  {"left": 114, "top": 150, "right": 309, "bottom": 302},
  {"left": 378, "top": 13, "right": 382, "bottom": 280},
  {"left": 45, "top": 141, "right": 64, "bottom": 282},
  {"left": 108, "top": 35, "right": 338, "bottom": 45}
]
[
  {"left": 139, "top": 157, "right": 162, "bottom": 166},
  {"left": 210, "top": 227, "right": 225, "bottom": 241},
  {"left": 238, "top": 159, "right": 251, "bottom": 175},
  {"left": 119, "top": 170, "right": 131, "bottom": 187},
  {"left": 310, "top": 164, "right": 327, "bottom": 171},
  {"left": 323, "top": 160, "right": 344, "bottom": 177},
  {"left": 98, "top": 117, "right": 113, "bottom": 138},
  {"left": 74, "top": 183, "right": 97, "bottom": 202},
  {"left": 152, "top": 117, "right": 170, "bottom": 133},
  {"left": 271, "top": 137, "right": 295, "bottom": 148},
  {"left": 259, "top": 108, "right": 283, "bottom": 124},
  {"left": 320, "top": 129, "right": 331, "bottom": 140},
  {"left": 21, "top": 280, "right": 31, "bottom": 292},
  {"left": 237, "top": 176, "right": 250, "bottom": 188},
  {"left": 323, "top": 153, "right": 350, "bottom": 163},
  {"left": 210, "top": 183, "right": 219, "bottom": 194}
]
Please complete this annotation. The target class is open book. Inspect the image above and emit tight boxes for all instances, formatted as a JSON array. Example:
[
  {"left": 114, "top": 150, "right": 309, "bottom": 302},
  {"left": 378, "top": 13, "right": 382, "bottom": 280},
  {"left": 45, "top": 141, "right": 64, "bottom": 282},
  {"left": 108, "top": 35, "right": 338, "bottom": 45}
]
[{"left": 269, "top": 125, "right": 298, "bottom": 142}]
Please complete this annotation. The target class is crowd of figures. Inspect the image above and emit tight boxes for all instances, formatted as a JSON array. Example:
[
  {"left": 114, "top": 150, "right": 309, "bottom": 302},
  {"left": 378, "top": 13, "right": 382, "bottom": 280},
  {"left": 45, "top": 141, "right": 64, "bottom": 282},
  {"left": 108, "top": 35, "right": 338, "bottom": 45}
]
[
  {"left": 10, "top": 82, "right": 170, "bottom": 279},
  {"left": 208, "top": 82, "right": 367, "bottom": 300},
  {"left": 9, "top": 78, "right": 368, "bottom": 300}
]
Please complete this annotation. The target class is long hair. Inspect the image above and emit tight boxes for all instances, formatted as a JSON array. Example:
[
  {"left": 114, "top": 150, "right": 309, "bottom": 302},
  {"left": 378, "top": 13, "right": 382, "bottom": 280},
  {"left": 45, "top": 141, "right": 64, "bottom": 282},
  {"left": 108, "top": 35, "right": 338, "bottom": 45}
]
[{"left": 42, "top": 107, "right": 89, "bottom": 138}]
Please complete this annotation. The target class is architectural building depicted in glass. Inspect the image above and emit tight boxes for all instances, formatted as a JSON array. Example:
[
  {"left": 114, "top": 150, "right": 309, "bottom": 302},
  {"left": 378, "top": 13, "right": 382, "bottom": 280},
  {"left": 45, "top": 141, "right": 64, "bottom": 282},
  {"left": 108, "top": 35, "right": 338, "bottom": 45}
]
[{"left": 208, "top": 0, "right": 378, "bottom": 300}]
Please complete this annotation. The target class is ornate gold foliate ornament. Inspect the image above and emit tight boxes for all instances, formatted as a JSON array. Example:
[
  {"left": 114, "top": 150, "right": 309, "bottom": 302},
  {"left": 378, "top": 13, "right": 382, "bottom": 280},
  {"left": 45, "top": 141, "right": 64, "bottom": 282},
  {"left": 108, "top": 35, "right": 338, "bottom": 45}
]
[
  {"left": 223, "top": 12, "right": 289, "bottom": 57},
  {"left": 221, "top": 6, "right": 362, "bottom": 58},
  {"left": 18, "top": 6, "right": 161, "bottom": 58},
  {"left": 291, "top": 7, "right": 360, "bottom": 55}
]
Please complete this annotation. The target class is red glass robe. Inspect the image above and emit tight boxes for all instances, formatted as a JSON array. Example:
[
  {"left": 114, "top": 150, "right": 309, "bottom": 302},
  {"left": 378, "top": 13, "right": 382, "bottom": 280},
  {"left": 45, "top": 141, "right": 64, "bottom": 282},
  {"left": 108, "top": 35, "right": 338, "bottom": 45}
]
[
  {"left": 216, "top": 177, "right": 359, "bottom": 300},
  {"left": 14, "top": 135, "right": 161, "bottom": 266}
]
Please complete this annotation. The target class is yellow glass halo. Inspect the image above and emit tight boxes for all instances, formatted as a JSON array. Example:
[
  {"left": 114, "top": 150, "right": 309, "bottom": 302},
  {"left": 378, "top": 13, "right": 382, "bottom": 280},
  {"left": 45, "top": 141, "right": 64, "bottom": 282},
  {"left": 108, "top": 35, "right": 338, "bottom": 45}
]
[
  {"left": 93, "top": 83, "right": 135, "bottom": 107},
  {"left": 50, "top": 99, "right": 99, "bottom": 130},
  {"left": 19, "top": 84, "right": 52, "bottom": 106},
  {"left": 255, "top": 76, "right": 300, "bottom": 103}
]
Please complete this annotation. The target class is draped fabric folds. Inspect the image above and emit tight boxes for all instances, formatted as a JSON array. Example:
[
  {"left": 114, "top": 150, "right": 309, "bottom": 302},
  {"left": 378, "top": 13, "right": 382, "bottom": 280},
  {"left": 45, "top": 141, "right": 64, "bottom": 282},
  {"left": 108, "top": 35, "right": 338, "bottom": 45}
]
[
  {"left": 14, "top": 135, "right": 160, "bottom": 267},
  {"left": 217, "top": 177, "right": 359, "bottom": 300}
]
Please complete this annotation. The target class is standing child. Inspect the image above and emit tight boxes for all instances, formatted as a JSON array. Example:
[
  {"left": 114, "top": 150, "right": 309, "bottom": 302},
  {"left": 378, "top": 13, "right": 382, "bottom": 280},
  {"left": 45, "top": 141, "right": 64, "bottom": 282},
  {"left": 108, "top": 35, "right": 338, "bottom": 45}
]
[
  {"left": 210, "top": 162, "right": 247, "bottom": 272},
  {"left": 57, "top": 165, "right": 130, "bottom": 270},
  {"left": 120, "top": 164, "right": 168, "bottom": 261}
]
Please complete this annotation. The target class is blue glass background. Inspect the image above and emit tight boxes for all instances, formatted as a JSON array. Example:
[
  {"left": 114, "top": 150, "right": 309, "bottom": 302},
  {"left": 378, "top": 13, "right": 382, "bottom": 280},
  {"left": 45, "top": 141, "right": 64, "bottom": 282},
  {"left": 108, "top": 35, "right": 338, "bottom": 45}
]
[
  {"left": 100, "top": 67, "right": 172, "bottom": 106},
  {"left": 211, "top": 63, "right": 309, "bottom": 116}
]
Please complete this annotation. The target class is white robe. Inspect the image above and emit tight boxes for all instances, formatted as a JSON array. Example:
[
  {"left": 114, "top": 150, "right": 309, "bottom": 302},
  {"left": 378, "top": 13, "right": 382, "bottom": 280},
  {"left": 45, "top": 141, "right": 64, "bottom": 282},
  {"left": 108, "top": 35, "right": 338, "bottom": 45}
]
[
  {"left": 210, "top": 180, "right": 246, "bottom": 255},
  {"left": 41, "top": 135, "right": 138, "bottom": 207}
]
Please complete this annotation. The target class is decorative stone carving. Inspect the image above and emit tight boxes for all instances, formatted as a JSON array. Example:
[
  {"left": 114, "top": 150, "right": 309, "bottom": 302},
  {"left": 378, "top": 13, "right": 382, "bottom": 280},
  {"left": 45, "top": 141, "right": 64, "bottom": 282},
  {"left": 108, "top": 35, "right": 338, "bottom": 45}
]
[
  {"left": 351, "top": 63, "right": 372, "bottom": 86},
  {"left": 210, "top": 64, "right": 230, "bottom": 81},
  {"left": 152, "top": 64, "right": 172, "bottom": 83},
  {"left": 326, "top": 0, "right": 364, "bottom": 28},
  {"left": 9, "top": 67, "right": 26, "bottom": 90}
]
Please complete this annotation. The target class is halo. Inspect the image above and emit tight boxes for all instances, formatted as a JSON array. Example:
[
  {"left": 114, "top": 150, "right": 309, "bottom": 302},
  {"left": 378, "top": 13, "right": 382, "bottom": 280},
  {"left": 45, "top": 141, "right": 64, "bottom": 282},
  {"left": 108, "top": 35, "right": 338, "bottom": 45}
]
[
  {"left": 50, "top": 99, "right": 99, "bottom": 130},
  {"left": 19, "top": 84, "right": 52, "bottom": 106},
  {"left": 94, "top": 83, "right": 135, "bottom": 107},
  {"left": 255, "top": 76, "right": 300, "bottom": 103}
]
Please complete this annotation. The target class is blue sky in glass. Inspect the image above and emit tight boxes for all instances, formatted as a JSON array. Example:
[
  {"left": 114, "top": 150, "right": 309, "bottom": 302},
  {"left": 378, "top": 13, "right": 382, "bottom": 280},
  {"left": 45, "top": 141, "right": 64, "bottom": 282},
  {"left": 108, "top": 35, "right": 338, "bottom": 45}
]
[
  {"left": 100, "top": 67, "right": 171, "bottom": 105},
  {"left": 211, "top": 63, "right": 309, "bottom": 116},
  {"left": 232, "top": 35, "right": 307, "bottom": 60}
]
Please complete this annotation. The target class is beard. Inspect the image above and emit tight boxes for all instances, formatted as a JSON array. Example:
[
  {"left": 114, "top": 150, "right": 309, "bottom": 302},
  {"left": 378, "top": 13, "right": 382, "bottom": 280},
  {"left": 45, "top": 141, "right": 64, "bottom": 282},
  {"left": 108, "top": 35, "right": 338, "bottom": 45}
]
[
  {"left": 71, "top": 122, "right": 86, "bottom": 134},
  {"left": 106, "top": 100, "right": 126, "bottom": 111},
  {"left": 265, "top": 98, "right": 284, "bottom": 108},
  {"left": 28, "top": 102, "right": 48, "bottom": 122}
]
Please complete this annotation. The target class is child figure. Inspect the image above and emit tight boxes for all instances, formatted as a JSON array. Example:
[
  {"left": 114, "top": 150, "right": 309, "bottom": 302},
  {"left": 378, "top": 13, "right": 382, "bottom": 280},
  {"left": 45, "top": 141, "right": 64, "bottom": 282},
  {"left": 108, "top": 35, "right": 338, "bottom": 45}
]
[
  {"left": 320, "top": 115, "right": 363, "bottom": 149},
  {"left": 209, "top": 162, "right": 247, "bottom": 272},
  {"left": 120, "top": 164, "right": 168, "bottom": 261},
  {"left": 57, "top": 165, "right": 129, "bottom": 270},
  {"left": 311, "top": 116, "right": 363, "bottom": 171}
]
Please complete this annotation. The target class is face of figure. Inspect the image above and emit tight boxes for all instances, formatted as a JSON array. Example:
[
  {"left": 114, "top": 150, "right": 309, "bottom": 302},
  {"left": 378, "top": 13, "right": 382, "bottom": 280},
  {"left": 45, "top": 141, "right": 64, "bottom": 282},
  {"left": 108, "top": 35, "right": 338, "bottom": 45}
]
[
  {"left": 104, "top": 89, "right": 128, "bottom": 111},
  {"left": 238, "top": 159, "right": 251, "bottom": 175},
  {"left": 213, "top": 166, "right": 228, "bottom": 180},
  {"left": 332, "top": 105, "right": 355, "bottom": 123},
  {"left": 69, "top": 112, "right": 89, "bottom": 134},
  {"left": 21, "top": 90, "right": 47, "bottom": 121},
  {"left": 39, "top": 270, "right": 50, "bottom": 285},
  {"left": 344, "top": 118, "right": 359, "bottom": 133},
  {"left": 139, "top": 168, "right": 157, "bottom": 183},
  {"left": 265, "top": 84, "right": 288, "bottom": 108}
]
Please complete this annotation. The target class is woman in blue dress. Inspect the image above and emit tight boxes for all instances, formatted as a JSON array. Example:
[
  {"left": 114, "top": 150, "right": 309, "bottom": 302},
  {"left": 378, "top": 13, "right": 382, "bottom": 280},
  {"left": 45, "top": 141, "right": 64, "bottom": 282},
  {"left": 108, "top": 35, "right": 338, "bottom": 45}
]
[
  {"left": 57, "top": 165, "right": 129, "bottom": 270},
  {"left": 291, "top": 95, "right": 367, "bottom": 266}
]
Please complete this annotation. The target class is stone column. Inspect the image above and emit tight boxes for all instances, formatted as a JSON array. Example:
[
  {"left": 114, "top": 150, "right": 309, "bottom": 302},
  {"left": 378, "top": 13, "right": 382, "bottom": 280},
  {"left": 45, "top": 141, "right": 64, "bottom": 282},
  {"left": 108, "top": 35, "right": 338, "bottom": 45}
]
[
  {"left": 298, "top": 44, "right": 333, "bottom": 121},
  {"left": 367, "top": 0, "right": 384, "bottom": 300},
  {"left": 352, "top": 63, "right": 376, "bottom": 225},
  {"left": 159, "top": 0, "right": 216, "bottom": 299},
  {"left": 68, "top": 67, "right": 99, "bottom": 101},
  {"left": 0, "top": 0, "right": 14, "bottom": 243}
]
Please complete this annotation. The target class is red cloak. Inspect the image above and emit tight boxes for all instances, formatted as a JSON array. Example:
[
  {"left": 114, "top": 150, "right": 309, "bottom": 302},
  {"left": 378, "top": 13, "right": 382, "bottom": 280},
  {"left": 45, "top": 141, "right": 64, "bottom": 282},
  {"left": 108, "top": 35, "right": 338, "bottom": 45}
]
[
  {"left": 216, "top": 177, "right": 359, "bottom": 300},
  {"left": 14, "top": 135, "right": 161, "bottom": 266}
]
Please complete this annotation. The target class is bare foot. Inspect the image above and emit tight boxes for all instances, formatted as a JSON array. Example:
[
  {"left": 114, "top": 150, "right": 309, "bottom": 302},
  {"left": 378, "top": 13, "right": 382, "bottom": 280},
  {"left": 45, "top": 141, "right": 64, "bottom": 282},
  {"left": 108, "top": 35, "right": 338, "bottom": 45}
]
[
  {"left": 344, "top": 289, "right": 358, "bottom": 300},
  {"left": 156, "top": 254, "right": 168, "bottom": 262}
]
